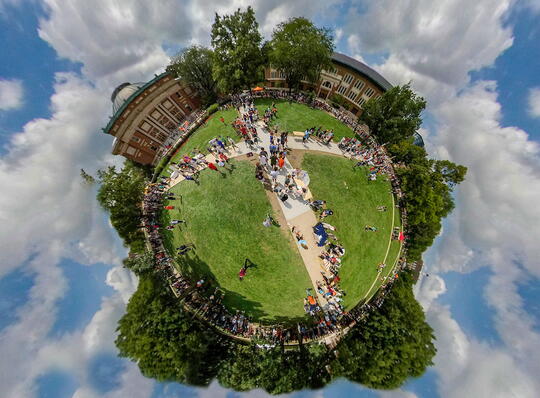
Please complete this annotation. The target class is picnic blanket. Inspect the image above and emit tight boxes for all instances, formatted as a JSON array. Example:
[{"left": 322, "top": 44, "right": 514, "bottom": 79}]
[{"left": 313, "top": 223, "right": 328, "bottom": 247}]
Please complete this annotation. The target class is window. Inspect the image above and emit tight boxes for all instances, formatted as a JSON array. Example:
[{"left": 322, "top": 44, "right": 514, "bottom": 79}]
[
  {"left": 357, "top": 97, "right": 366, "bottom": 106},
  {"left": 271, "top": 71, "right": 277, "bottom": 78},
  {"left": 343, "top": 74, "right": 354, "bottom": 84},
  {"left": 346, "top": 90, "right": 356, "bottom": 100},
  {"left": 354, "top": 80, "right": 365, "bottom": 90},
  {"left": 364, "top": 87, "right": 375, "bottom": 97},
  {"left": 322, "top": 81, "right": 332, "bottom": 89},
  {"left": 131, "top": 136, "right": 141, "bottom": 143},
  {"left": 337, "top": 85, "right": 347, "bottom": 95},
  {"left": 126, "top": 146, "right": 136, "bottom": 155},
  {"left": 279, "top": 71, "right": 285, "bottom": 79}
]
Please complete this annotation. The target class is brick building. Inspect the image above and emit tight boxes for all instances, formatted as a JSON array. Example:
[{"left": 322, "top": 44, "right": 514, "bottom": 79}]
[
  {"left": 103, "top": 72, "right": 201, "bottom": 165},
  {"left": 264, "top": 52, "right": 393, "bottom": 116}
]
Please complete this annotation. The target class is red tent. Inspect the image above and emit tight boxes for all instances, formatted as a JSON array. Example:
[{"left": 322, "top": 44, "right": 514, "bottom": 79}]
[{"left": 399, "top": 231, "right": 405, "bottom": 241}]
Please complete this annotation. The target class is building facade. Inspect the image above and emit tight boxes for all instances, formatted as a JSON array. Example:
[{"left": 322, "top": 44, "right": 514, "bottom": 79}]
[
  {"left": 103, "top": 72, "right": 201, "bottom": 165},
  {"left": 264, "top": 52, "right": 392, "bottom": 116}
]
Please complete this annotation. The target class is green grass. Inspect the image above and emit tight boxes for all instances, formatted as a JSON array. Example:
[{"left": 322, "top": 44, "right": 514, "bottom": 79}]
[
  {"left": 160, "top": 109, "right": 239, "bottom": 178},
  {"left": 302, "top": 153, "right": 401, "bottom": 309},
  {"left": 254, "top": 98, "right": 355, "bottom": 142},
  {"left": 161, "top": 160, "right": 312, "bottom": 323}
]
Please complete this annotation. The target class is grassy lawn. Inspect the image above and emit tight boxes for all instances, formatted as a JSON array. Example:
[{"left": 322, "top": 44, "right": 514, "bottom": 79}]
[
  {"left": 160, "top": 160, "right": 312, "bottom": 323},
  {"left": 302, "top": 153, "right": 401, "bottom": 310},
  {"left": 254, "top": 98, "right": 355, "bottom": 142},
  {"left": 160, "top": 109, "right": 239, "bottom": 178}
]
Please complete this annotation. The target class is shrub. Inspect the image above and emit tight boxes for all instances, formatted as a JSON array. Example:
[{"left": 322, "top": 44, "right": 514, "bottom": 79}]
[
  {"left": 207, "top": 103, "right": 219, "bottom": 115},
  {"left": 153, "top": 156, "right": 170, "bottom": 179}
]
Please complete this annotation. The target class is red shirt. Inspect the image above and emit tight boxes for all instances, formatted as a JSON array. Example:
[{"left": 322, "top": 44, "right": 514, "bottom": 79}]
[{"left": 208, "top": 163, "right": 218, "bottom": 171}]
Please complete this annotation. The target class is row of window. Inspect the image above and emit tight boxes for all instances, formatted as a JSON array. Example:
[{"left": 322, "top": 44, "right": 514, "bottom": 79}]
[{"left": 270, "top": 70, "right": 286, "bottom": 79}]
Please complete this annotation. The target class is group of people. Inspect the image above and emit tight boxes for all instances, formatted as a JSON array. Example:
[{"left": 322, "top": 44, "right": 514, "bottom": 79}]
[
  {"left": 302, "top": 126, "right": 334, "bottom": 144},
  {"left": 138, "top": 89, "right": 415, "bottom": 346}
]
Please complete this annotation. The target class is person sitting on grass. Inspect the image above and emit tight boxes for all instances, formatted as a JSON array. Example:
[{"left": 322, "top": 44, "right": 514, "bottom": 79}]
[
  {"left": 176, "top": 244, "right": 194, "bottom": 255},
  {"left": 365, "top": 225, "right": 378, "bottom": 232},
  {"left": 319, "top": 209, "right": 334, "bottom": 220},
  {"left": 309, "top": 199, "right": 326, "bottom": 211}
]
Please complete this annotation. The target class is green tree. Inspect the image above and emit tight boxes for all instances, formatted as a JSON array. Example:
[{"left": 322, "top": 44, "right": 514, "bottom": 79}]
[
  {"left": 218, "top": 343, "right": 331, "bottom": 394},
  {"left": 123, "top": 250, "right": 154, "bottom": 275},
  {"left": 268, "top": 17, "right": 334, "bottom": 93},
  {"left": 359, "top": 83, "right": 426, "bottom": 146},
  {"left": 80, "top": 168, "right": 95, "bottom": 184},
  {"left": 166, "top": 46, "right": 218, "bottom": 106},
  {"left": 332, "top": 272, "right": 436, "bottom": 389},
  {"left": 394, "top": 157, "right": 466, "bottom": 261},
  {"left": 96, "top": 160, "right": 146, "bottom": 252},
  {"left": 211, "top": 6, "right": 264, "bottom": 93},
  {"left": 116, "top": 274, "right": 228, "bottom": 385}
]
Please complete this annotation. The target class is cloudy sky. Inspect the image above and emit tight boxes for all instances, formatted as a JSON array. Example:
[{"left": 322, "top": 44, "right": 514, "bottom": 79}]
[{"left": 0, "top": 0, "right": 539, "bottom": 397}]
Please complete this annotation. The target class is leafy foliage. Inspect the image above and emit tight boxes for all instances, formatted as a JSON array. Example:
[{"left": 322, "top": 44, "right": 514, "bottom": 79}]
[
  {"left": 218, "top": 343, "right": 331, "bottom": 394},
  {"left": 387, "top": 140, "right": 467, "bottom": 260},
  {"left": 166, "top": 46, "right": 217, "bottom": 106},
  {"left": 268, "top": 17, "right": 334, "bottom": 92},
  {"left": 122, "top": 250, "right": 154, "bottom": 275},
  {"left": 116, "top": 274, "right": 228, "bottom": 385},
  {"left": 207, "top": 103, "right": 219, "bottom": 115},
  {"left": 211, "top": 6, "right": 264, "bottom": 93},
  {"left": 80, "top": 168, "right": 95, "bottom": 184},
  {"left": 359, "top": 83, "right": 426, "bottom": 146},
  {"left": 332, "top": 272, "right": 436, "bottom": 389},
  {"left": 96, "top": 160, "right": 146, "bottom": 252}
]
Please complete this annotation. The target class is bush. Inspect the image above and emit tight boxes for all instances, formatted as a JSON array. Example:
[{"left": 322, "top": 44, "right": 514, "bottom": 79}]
[
  {"left": 207, "top": 103, "right": 219, "bottom": 115},
  {"left": 153, "top": 156, "right": 170, "bottom": 179}
]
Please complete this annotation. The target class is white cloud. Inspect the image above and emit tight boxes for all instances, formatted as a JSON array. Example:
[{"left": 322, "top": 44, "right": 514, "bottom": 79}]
[
  {"left": 0, "top": 72, "right": 125, "bottom": 278},
  {"left": 527, "top": 87, "right": 540, "bottom": 117},
  {"left": 425, "top": 304, "right": 537, "bottom": 398},
  {"left": 0, "top": 78, "right": 23, "bottom": 110},
  {"left": 416, "top": 80, "right": 540, "bottom": 398},
  {"left": 345, "top": 0, "right": 514, "bottom": 104}
]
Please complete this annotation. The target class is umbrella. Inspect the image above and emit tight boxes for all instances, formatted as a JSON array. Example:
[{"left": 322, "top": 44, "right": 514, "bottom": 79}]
[
  {"left": 399, "top": 231, "right": 405, "bottom": 241},
  {"left": 252, "top": 86, "right": 264, "bottom": 91}
]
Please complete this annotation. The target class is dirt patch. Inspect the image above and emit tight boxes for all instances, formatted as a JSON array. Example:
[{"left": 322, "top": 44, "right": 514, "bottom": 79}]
[
  {"left": 287, "top": 149, "right": 344, "bottom": 169},
  {"left": 265, "top": 189, "right": 295, "bottom": 240}
]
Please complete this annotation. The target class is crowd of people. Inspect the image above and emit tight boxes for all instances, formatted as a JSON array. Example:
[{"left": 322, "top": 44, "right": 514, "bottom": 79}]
[{"left": 138, "top": 89, "right": 412, "bottom": 346}]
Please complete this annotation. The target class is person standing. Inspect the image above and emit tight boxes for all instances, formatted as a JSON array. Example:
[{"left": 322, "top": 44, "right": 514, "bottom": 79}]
[
  {"left": 270, "top": 167, "right": 278, "bottom": 185},
  {"left": 259, "top": 154, "right": 268, "bottom": 169},
  {"left": 270, "top": 154, "right": 277, "bottom": 168},
  {"left": 278, "top": 155, "right": 285, "bottom": 170}
]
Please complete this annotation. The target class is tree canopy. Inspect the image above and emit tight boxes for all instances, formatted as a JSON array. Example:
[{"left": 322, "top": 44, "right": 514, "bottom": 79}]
[
  {"left": 166, "top": 46, "right": 217, "bottom": 106},
  {"left": 386, "top": 139, "right": 467, "bottom": 260},
  {"left": 211, "top": 6, "right": 264, "bottom": 93},
  {"left": 359, "top": 83, "right": 426, "bottom": 146},
  {"left": 96, "top": 160, "right": 147, "bottom": 253},
  {"left": 122, "top": 250, "right": 155, "bottom": 275},
  {"left": 331, "top": 272, "right": 436, "bottom": 389},
  {"left": 116, "top": 273, "right": 228, "bottom": 385},
  {"left": 268, "top": 17, "right": 334, "bottom": 92}
]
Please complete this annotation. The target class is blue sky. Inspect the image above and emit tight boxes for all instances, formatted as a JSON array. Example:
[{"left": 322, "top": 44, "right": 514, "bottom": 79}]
[{"left": 0, "top": 1, "right": 539, "bottom": 398}]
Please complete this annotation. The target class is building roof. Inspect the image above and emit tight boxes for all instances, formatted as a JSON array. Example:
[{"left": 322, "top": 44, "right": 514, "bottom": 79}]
[
  {"left": 103, "top": 72, "right": 170, "bottom": 135},
  {"left": 413, "top": 131, "right": 425, "bottom": 148},
  {"left": 111, "top": 82, "right": 145, "bottom": 114},
  {"left": 331, "top": 52, "right": 393, "bottom": 91}
]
